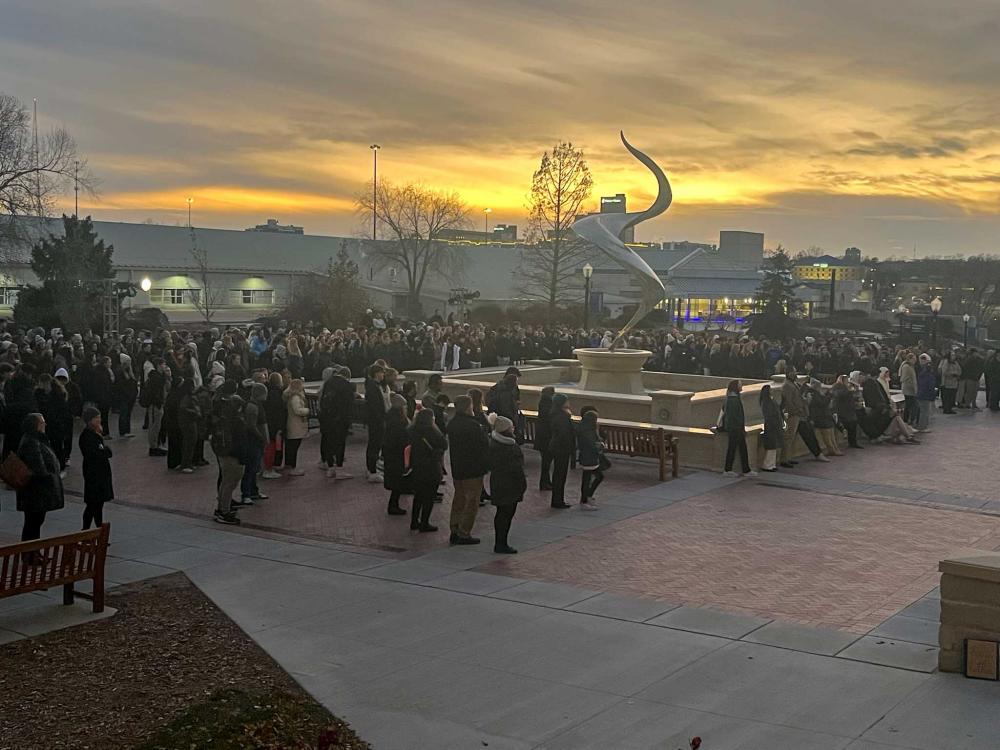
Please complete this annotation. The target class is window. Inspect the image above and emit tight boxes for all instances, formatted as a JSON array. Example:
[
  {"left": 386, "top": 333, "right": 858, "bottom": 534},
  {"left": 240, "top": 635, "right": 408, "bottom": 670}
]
[
  {"left": 231, "top": 289, "right": 274, "bottom": 305},
  {"left": 149, "top": 288, "right": 199, "bottom": 305},
  {"left": 0, "top": 287, "right": 19, "bottom": 306}
]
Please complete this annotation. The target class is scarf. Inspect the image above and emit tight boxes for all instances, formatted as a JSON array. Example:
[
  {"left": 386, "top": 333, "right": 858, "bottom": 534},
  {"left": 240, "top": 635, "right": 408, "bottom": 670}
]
[{"left": 491, "top": 431, "right": 516, "bottom": 445}]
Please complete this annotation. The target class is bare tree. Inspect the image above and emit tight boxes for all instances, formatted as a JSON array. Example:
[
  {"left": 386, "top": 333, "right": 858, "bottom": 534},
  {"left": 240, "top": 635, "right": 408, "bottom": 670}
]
[
  {"left": 519, "top": 142, "right": 594, "bottom": 314},
  {"left": 0, "top": 92, "right": 96, "bottom": 262},
  {"left": 188, "top": 228, "right": 224, "bottom": 325},
  {"left": 356, "top": 181, "right": 469, "bottom": 317}
]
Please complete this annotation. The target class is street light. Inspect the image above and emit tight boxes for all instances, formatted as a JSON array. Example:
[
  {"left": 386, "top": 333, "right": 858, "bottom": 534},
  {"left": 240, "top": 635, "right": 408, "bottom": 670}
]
[
  {"left": 140, "top": 277, "right": 152, "bottom": 292},
  {"left": 582, "top": 263, "right": 594, "bottom": 330},
  {"left": 930, "top": 296, "right": 942, "bottom": 348},
  {"left": 897, "top": 303, "right": 907, "bottom": 340},
  {"left": 186, "top": 196, "right": 193, "bottom": 227},
  {"left": 483, "top": 207, "right": 492, "bottom": 240},
  {"left": 963, "top": 313, "right": 971, "bottom": 348},
  {"left": 370, "top": 144, "right": 380, "bottom": 241}
]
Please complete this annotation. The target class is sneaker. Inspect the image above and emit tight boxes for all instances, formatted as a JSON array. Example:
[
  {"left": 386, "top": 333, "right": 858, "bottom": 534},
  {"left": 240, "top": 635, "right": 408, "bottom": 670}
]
[
  {"left": 723, "top": 470, "right": 738, "bottom": 477},
  {"left": 761, "top": 467, "right": 778, "bottom": 472},
  {"left": 287, "top": 468, "right": 305, "bottom": 477},
  {"left": 232, "top": 497, "right": 255, "bottom": 507},
  {"left": 148, "top": 448, "right": 167, "bottom": 457},
  {"left": 335, "top": 472, "right": 353, "bottom": 480},
  {"left": 213, "top": 511, "right": 240, "bottom": 525},
  {"left": 59, "top": 470, "right": 66, "bottom": 479},
  {"left": 743, "top": 470, "right": 759, "bottom": 477},
  {"left": 181, "top": 467, "right": 194, "bottom": 474},
  {"left": 779, "top": 461, "right": 795, "bottom": 468},
  {"left": 261, "top": 470, "right": 281, "bottom": 479},
  {"left": 367, "top": 472, "right": 383, "bottom": 484},
  {"left": 494, "top": 545, "right": 518, "bottom": 554},
  {"left": 814, "top": 454, "right": 831, "bottom": 462},
  {"left": 317, "top": 460, "right": 328, "bottom": 469},
  {"left": 581, "top": 502, "right": 599, "bottom": 510},
  {"left": 251, "top": 492, "right": 268, "bottom": 500}
]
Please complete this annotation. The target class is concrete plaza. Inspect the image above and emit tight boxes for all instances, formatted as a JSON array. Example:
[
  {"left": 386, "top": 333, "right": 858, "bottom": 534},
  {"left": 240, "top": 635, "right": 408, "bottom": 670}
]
[{"left": 2, "top": 405, "right": 1000, "bottom": 748}]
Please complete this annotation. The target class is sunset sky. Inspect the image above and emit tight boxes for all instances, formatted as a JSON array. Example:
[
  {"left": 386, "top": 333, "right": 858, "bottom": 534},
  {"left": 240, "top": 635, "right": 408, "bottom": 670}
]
[{"left": 2, "top": 0, "right": 999, "bottom": 256}]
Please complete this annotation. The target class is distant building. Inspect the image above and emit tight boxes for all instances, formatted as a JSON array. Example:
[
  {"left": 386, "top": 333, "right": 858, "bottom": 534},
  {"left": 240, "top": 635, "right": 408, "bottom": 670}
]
[
  {"left": 245, "top": 219, "right": 304, "bottom": 235},
  {"left": 439, "top": 224, "right": 518, "bottom": 243},
  {"left": 600, "top": 194, "right": 634, "bottom": 243},
  {"left": 792, "top": 252, "right": 863, "bottom": 282},
  {"left": 792, "top": 248, "right": 869, "bottom": 315},
  {"left": 662, "top": 240, "right": 717, "bottom": 253},
  {"left": 718, "top": 231, "right": 764, "bottom": 265}
]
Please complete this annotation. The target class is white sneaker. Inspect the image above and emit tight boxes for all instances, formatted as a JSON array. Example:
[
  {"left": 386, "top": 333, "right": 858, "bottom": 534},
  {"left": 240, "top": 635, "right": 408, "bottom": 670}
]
[
  {"left": 261, "top": 470, "right": 281, "bottom": 479},
  {"left": 335, "top": 471, "right": 353, "bottom": 480},
  {"left": 326, "top": 467, "right": 338, "bottom": 478},
  {"left": 814, "top": 454, "right": 831, "bottom": 462},
  {"left": 367, "top": 472, "right": 383, "bottom": 484},
  {"left": 723, "top": 470, "right": 738, "bottom": 477},
  {"left": 288, "top": 468, "right": 305, "bottom": 476},
  {"left": 581, "top": 502, "right": 599, "bottom": 511},
  {"left": 317, "top": 460, "right": 328, "bottom": 469},
  {"left": 744, "top": 470, "right": 759, "bottom": 477}
]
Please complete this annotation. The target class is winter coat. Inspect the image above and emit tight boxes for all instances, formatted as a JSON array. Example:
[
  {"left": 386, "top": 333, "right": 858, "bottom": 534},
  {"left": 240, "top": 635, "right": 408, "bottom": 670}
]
[
  {"left": 16, "top": 430, "right": 65, "bottom": 513},
  {"left": 320, "top": 375, "right": 355, "bottom": 431},
  {"left": 760, "top": 395, "right": 784, "bottom": 450},
  {"left": 488, "top": 433, "right": 527, "bottom": 507},
  {"left": 916, "top": 365, "right": 938, "bottom": 401},
  {"left": 284, "top": 391, "right": 310, "bottom": 440},
  {"left": 178, "top": 393, "right": 201, "bottom": 429},
  {"left": 488, "top": 378, "right": 519, "bottom": 421},
  {"left": 446, "top": 413, "right": 490, "bottom": 480},
  {"left": 365, "top": 378, "right": 389, "bottom": 425},
  {"left": 79, "top": 427, "right": 114, "bottom": 504},
  {"left": 382, "top": 413, "right": 411, "bottom": 493},
  {"left": 780, "top": 380, "right": 808, "bottom": 418},
  {"left": 806, "top": 388, "right": 835, "bottom": 429},
  {"left": 830, "top": 382, "right": 857, "bottom": 424},
  {"left": 548, "top": 408, "right": 576, "bottom": 457},
  {"left": 409, "top": 423, "right": 447, "bottom": 485},
  {"left": 533, "top": 393, "right": 553, "bottom": 453},
  {"left": 576, "top": 417, "right": 603, "bottom": 470},
  {"left": 264, "top": 384, "right": 287, "bottom": 438},
  {"left": 938, "top": 359, "right": 961, "bottom": 389},
  {"left": 898, "top": 362, "right": 917, "bottom": 396},
  {"left": 142, "top": 369, "right": 168, "bottom": 408},
  {"left": 722, "top": 393, "right": 746, "bottom": 433}
]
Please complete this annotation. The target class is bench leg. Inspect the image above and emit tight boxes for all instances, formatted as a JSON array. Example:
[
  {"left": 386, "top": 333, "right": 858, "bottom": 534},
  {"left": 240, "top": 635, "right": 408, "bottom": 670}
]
[
  {"left": 92, "top": 575, "right": 105, "bottom": 614},
  {"left": 63, "top": 582, "right": 74, "bottom": 606}
]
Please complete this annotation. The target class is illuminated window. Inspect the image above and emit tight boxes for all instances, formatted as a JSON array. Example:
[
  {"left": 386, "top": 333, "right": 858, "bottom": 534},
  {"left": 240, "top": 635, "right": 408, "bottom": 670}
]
[
  {"left": 231, "top": 289, "right": 274, "bottom": 305},
  {"left": 150, "top": 288, "right": 200, "bottom": 305},
  {"left": 0, "top": 288, "right": 19, "bottom": 306}
]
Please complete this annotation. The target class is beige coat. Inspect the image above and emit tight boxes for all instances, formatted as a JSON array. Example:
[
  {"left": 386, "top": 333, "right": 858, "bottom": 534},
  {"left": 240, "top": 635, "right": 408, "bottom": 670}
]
[{"left": 284, "top": 392, "right": 310, "bottom": 439}]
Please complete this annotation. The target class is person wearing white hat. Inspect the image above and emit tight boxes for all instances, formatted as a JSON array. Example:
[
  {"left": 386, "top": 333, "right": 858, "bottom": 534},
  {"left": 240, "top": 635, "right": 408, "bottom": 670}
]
[{"left": 487, "top": 413, "right": 525, "bottom": 554}]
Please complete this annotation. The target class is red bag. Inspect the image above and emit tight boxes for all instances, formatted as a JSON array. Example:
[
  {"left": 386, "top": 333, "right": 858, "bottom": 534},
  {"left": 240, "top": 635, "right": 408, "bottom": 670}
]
[{"left": 0, "top": 452, "right": 32, "bottom": 490}]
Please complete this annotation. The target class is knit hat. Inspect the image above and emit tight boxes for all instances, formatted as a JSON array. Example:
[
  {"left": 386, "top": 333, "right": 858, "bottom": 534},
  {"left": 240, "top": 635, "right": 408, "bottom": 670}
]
[
  {"left": 919, "top": 353, "right": 931, "bottom": 364},
  {"left": 82, "top": 405, "right": 101, "bottom": 423},
  {"left": 489, "top": 413, "right": 514, "bottom": 434},
  {"left": 250, "top": 382, "right": 267, "bottom": 402},
  {"left": 54, "top": 367, "right": 69, "bottom": 379},
  {"left": 552, "top": 393, "right": 568, "bottom": 409},
  {"left": 390, "top": 393, "right": 407, "bottom": 410}
]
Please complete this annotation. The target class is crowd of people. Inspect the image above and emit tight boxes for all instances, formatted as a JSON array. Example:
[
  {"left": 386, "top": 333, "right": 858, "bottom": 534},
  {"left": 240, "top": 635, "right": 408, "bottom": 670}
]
[{"left": 0, "top": 317, "right": 994, "bottom": 555}]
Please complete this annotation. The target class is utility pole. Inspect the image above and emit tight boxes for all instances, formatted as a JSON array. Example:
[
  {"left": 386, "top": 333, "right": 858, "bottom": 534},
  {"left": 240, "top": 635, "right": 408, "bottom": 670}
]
[
  {"left": 370, "top": 144, "right": 380, "bottom": 241},
  {"left": 74, "top": 161, "right": 79, "bottom": 217},
  {"left": 828, "top": 267, "right": 836, "bottom": 317}
]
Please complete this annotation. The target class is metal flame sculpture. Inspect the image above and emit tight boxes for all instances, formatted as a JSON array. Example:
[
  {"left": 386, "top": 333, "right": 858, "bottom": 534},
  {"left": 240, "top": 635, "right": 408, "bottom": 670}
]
[{"left": 571, "top": 131, "right": 672, "bottom": 350}]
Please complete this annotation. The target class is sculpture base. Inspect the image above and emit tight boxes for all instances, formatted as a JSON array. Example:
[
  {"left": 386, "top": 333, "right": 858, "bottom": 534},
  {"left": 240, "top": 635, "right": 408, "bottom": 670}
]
[{"left": 574, "top": 348, "right": 651, "bottom": 396}]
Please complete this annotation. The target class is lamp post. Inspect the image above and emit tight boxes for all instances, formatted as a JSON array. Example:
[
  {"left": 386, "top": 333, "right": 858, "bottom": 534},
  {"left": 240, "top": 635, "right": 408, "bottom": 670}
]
[
  {"left": 897, "top": 303, "right": 907, "bottom": 340},
  {"left": 370, "top": 144, "right": 380, "bottom": 241},
  {"left": 484, "top": 207, "right": 492, "bottom": 240},
  {"left": 930, "top": 296, "right": 942, "bottom": 349},
  {"left": 963, "top": 313, "right": 971, "bottom": 348},
  {"left": 186, "top": 196, "right": 193, "bottom": 228},
  {"left": 582, "top": 263, "right": 594, "bottom": 330}
]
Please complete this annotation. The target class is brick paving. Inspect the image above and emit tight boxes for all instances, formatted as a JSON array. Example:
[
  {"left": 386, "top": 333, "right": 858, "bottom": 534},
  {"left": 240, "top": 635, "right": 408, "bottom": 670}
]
[
  {"left": 60, "top": 428, "right": 654, "bottom": 552},
  {"left": 480, "top": 481, "right": 1000, "bottom": 632}
]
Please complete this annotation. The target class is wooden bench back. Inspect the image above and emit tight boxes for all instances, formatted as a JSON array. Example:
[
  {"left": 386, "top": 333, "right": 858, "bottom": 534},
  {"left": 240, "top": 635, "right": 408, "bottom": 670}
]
[{"left": 0, "top": 523, "right": 110, "bottom": 599}]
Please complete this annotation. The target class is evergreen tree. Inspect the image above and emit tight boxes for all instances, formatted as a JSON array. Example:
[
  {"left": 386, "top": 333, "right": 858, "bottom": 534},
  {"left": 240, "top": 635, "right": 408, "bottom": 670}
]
[
  {"left": 750, "top": 245, "right": 800, "bottom": 337},
  {"left": 281, "top": 241, "right": 369, "bottom": 328},
  {"left": 15, "top": 215, "right": 114, "bottom": 331}
]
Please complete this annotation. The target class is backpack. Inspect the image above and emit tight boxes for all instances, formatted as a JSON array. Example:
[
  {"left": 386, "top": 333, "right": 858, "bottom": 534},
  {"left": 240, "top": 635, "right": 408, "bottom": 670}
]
[{"left": 210, "top": 396, "right": 246, "bottom": 460}]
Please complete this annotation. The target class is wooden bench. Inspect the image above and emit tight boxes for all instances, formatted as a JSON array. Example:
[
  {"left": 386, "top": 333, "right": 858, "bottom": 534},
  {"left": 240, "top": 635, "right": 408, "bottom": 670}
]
[
  {"left": 0, "top": 523, "right": 111, "bottom": 613},
  {"left": 521, "top": 410, "right": 679, "bottom": 482}
]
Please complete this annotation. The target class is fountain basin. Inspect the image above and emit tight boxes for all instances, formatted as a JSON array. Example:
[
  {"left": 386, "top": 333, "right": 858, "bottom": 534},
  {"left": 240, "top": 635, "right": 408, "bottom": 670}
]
[{"left": 574, "top": 348, "right": 651, "bottom": 396}]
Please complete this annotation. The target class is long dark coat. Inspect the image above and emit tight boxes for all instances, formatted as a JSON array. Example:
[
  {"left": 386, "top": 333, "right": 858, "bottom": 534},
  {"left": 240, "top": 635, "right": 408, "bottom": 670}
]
[
  {"left": 488, "top": 435, "right": 526, "bottom": 507},
  {"left": 760, "top": 394, "right": 784, "bottom": 450},
  {"left": 16, "top": 430, "right": 65, "bottom": 513},
  {"left": 79, "top": 427, "right": 114, "bottom": 504},
  {"left": 382, "top": 413, "right": 411, "bottom": 493}
]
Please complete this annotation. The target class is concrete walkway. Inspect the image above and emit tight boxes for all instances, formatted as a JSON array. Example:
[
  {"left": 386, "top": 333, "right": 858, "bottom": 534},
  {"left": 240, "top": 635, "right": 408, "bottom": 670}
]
[{"left": 2, "top": 487, "right": 998, "bottom": 749}]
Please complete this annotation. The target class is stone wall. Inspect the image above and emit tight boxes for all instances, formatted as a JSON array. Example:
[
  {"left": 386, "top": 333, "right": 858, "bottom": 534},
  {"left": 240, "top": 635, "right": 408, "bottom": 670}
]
[{"left": 938, "top": 552, "right": 1000, "bottom": 673}]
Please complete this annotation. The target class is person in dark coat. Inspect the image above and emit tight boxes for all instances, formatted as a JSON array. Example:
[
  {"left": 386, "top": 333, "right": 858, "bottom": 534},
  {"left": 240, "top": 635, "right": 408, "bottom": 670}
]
[
  {"left": 176, "top": 378, "right": 201, "bottom": 473},
  {"left": 446, "top": 395, "right": 490, "bottom": 545},
  {"left": 758, "top": 384, "right": 783, "bottom": 471},
  {"left": 830, "top": 375, "right": 862, "bottom": 449},
  {"left": 16, "top": 413, "right": 65, "bottom": 551},
  {"left": 408, "top": 408, "right": 447, "bottom": 532},
  {"left": 365, "top": 365, "right": 390, "bottom": 482},
  {"left": 163, "top": 376, "right": 183, "bottom": 470},
  {"left": 263, "top": 371, "right": 287, "bottom": 475},
  {"left": 319, "top": 367, "right": 355, "bottom": 478},
  {"left": 79, "top": 406, "right": 113, "bottom": 529},
  {"left": 47, "top": 372, "right": 75, "bottom": 471},
  {"left": 91, "top": 356, "right": 115, "bottom": 437},
  {"left": 547, "top": 393, "right": 575, "bottom": 509},
  {"left": 487, "top": 414, "right": 526, "bottom": 554},
  {"left": 721, "top": 380, "right": 755, "bottom": 476},
  {"left": 534, "top": 386, "right": 555, "bottom": 491},
  {"left": 576, "top": 406, "right": 606, "bottom": 507},
  {"left": 382, "top": 394, "right": 410, "bottom": 516}
]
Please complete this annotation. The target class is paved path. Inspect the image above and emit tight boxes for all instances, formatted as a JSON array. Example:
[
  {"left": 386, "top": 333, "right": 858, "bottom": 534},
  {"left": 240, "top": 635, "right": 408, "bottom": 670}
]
[{"left": 2, "top": 405, "right": 999, "bottom": 747}]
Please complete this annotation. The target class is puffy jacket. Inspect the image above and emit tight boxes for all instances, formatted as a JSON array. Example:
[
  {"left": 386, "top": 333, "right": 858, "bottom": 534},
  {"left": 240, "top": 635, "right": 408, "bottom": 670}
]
[
  {"left": 284, "top": 391, "right": 310, "bottom": 440},
  {"left": 16, "top": 430, "right": 65, "bottom": 513},
  {"left": 898, "top": 362, "right": 917, "bottom": 396},
  {"left": 938, "top": 360, "right": 961, "bottom": 389},
  {"left": 916, "top": 365, "right": 937, "bottom": 401},
  {"left": 409, "top": 423, "right": 447, "bottom": 485},
  {"left": 576, "top": 416, "right": 603, "bottom": 469},
  {"left": 446, "top": 413, "right": 489, "bottom": 480},
  {"left": 548, "top": 408, "right": 576, "bottom": 457},
  {"left": 488, "top": 434, "right": 526, "bottom": 507}
]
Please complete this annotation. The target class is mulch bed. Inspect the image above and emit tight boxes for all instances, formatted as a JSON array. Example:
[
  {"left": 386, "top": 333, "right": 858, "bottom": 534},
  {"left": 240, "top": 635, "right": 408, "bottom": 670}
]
[{"left": 0, "top": 572, "right": 369, "bottom": 750}]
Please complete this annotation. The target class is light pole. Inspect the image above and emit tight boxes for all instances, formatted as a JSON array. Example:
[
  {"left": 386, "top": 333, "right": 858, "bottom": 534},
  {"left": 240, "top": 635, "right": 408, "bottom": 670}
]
[
  {"left": 897, "top": 303, "right": 907, "bottom": 340},
  {"left": 370, "top": 144, "right": 380, "bottom": 241},
  {"left": 930, "top": 296, "right": 942, "bottom": 349},
  {"left": 582, "top": 263, "right": 594, "bottom": 330},
  {"left": 963, "top": 313, "right": 971, "bottom": 348},
  {"left": 186, "top": 196, "right": 193, "bottom": 227},
  {"left": 483, "top": 207, "right": 492, "bottom": 240}
]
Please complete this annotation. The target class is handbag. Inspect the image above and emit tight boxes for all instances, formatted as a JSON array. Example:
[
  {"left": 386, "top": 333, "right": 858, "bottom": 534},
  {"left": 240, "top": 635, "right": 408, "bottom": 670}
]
[{"left": 0, "top": 452, "right": 32, "bottom": 491}]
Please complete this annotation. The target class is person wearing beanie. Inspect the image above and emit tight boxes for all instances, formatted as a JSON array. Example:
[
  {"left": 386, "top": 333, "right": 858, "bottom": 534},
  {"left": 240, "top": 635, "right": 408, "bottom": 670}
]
[
  {"left": 79, "top": 405, "right": 113, "bottom": 529},
  {"left": 487, "top": 413, "right": 524, "bottom": 554},
  {"left": 547, "top": 393, "right": 575, "bottom": 508},
  {"left": 114, "top": 352, "right": 139, "bottom": 438},
  {"left": 445, "top": 395, "right": 490, "bottom": 545}
]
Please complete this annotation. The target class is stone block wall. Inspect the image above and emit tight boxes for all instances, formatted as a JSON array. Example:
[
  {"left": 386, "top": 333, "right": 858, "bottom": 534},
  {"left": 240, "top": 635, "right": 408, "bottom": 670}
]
[{"left": 938, "top": 553, "right": 1000, "bottom": 673}]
